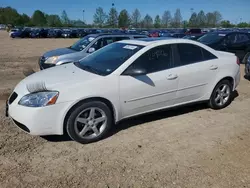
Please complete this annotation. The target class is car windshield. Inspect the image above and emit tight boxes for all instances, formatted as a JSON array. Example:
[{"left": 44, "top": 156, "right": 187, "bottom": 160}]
[
  {"left": 198, "top": 33, "right": 226, "bottom": 43},
  {"left": 75, "top": 42, "right": 144, "bottom": 76},
  {"left": 70, "top": 36, "right": 96, "bottom": 51}
]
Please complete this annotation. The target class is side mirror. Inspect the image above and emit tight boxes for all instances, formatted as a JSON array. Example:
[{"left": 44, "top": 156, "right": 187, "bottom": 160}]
[
  {"left": 88, "top": 47, "right": 96, "bottom": 53},
  {"left": 123, "top": 68, "right": 147, "bottom": 76}
]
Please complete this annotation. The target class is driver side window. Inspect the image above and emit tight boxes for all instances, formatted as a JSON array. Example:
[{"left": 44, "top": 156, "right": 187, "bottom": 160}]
[
  {"left": 91, "top": 37, "right": 114, "bottom": 51},
  {"left": 128, "top": 45, "right": 173, "bottom": 74}
]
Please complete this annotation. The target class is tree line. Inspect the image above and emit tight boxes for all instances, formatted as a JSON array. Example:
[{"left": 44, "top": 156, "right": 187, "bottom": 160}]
[{"left": 0, "top": 6, "right": 249, "bottom": 28}]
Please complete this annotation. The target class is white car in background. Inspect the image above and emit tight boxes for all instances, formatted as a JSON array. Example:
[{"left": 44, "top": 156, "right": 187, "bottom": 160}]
[
  {"left": 6, "top": 38, "right": 241, "bottom": 144},
  {"left": 9, "top": 28, "right": 19, "bottom": 36}
]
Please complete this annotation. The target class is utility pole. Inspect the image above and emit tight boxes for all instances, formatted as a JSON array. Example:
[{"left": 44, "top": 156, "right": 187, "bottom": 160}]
[
  {"left": 83, "top": 10, "right": 85, "bottom": 24},
  {"left": 112, "top": 3, "right": 115, "bottom": 28}
]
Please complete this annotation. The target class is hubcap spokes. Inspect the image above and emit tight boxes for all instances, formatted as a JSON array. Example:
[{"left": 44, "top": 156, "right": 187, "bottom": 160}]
[
  {"left": 215, "top": 84, "right": 230, "bottom": 106},
  {"left": 74, "top": 107, "right": 107, "bottom": 139}
]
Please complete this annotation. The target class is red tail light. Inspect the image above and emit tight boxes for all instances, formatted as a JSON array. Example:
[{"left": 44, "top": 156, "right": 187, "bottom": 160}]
[{"left": 236, "top": 57, "right": 240, "bottom": 66}]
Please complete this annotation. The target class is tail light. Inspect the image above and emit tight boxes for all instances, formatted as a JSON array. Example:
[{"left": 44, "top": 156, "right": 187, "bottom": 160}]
[{"left": 236, "top": 57, "right": 240, "bottom": 66}]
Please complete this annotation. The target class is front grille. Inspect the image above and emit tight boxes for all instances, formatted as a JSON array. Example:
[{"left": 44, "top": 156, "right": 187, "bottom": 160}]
[
  {"left": 13, "top": 119, "right": 30, "bottom": 133},
  {"left": 8, "top": 92, "right": 18, "bottom": 104}
]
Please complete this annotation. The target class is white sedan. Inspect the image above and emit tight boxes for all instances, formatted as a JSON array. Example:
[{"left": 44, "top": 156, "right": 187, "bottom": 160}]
[{"left": 7, "top": 38, "right": 241, "bottom": 144}]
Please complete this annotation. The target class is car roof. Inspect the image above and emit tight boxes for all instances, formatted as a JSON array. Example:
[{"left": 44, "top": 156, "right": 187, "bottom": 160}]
[
  {"left": 118, "top": 38, "right": 193, "bottom": 46},
  {"left": 209, "top": 31, "right": 235, "bottom": 35}
]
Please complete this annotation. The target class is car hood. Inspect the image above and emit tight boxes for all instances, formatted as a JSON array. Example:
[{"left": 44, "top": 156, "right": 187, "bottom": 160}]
[
  {"left": 43, "top": 47, "right": 76, "bottom": 58},
  {"left": 15, "top": 63, "right": 101, "bottom": 94}
]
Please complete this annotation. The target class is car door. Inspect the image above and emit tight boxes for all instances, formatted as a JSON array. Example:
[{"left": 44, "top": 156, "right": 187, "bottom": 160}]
[
  {"left": 119, "top": 44, "right": 179, "bottom": 118},
  {"left": 173, "top": 43, "right": 219, "bottom": 104}
]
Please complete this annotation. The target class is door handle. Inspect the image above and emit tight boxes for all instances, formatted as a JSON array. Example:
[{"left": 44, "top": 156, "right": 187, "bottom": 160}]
[
  {"left": 167, "top": 74, "right": 178, "bottom": 80},
  {"left": 210, "top": 65, "right": 218, "bottom": 70}
]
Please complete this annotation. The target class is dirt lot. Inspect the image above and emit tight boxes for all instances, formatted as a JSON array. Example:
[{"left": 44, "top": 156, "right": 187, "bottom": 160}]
[{"left": 0, "top": 31, "right": 250, "bottom": 188}]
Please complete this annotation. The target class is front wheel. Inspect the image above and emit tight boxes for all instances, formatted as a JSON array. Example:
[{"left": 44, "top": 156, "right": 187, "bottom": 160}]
[
  {"left": 66, "top": 101, "right": 113, "bottom": 144},
  {"left": 209, "top": 80, "right": 233, "bottom": 109}
]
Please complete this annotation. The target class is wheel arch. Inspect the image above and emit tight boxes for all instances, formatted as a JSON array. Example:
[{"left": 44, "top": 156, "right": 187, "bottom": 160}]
[
  {"left": 209, "top": 76, "right": 235, "bottom": 99},
  {"left": 62, "top": 97, "right": 118, "bottom": 134}
]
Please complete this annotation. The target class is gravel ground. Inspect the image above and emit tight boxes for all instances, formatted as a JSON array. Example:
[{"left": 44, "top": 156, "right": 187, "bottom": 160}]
[{"left": 0, "top": 31, "right": 250, "bottom": 188}]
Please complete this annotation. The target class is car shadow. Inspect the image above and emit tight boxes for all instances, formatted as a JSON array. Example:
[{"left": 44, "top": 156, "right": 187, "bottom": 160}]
[
  {"left": 41, "top": 90, "right": 239, "bottom": 143},
  {"left": 107, "top": 90, "right": 239, "bottom": 139}
]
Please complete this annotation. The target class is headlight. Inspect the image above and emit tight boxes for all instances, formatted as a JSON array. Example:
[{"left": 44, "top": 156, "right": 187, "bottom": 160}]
[
  {"left": 44, "top": 56, "right": 58, "bottom": 64},
  {"left": 18, "top": 91, "right": 59, "bottom": 107}
]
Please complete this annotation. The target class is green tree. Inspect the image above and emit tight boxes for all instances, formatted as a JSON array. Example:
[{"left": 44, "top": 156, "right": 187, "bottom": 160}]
[
  {"left": 93, "top": 7, "right": 107, "bottom": 27},
  {"left": 154, "top": 15, "right": 161, "bottom": 28},
  {"left": 143, "top": 14, "right": 153, "bottom": 28},
  {"left": 221, "top": 20, "right": 233, "bottom": 28},
  {"left": 161, "top": 10, "right": 172, "bottom": 28},
  {"left": 172, "top": 8, "right": 182, "bottom": 27},
  {"left": 131, "top": 8, "right": 141, "bottom": 28},
  {"left": 206, "top": 12, "right": 215, "bottom": 27},
  {"left": 21, "top": 14, "right": 30, "bottom": 25},
  {"left": 237, "top": 22, "right": 249, "bottom": 28},
  {"left": 197, "top": 10, "right": 206, "bottom": 27},
  {"left": 213, "top": 11, "right": 222, "bottom": 26},
  {"left": 107, "top": 7, "right": 118, "bottom": 28},
  {"left": 118, "top": 9, "right": 130, "bottom": 28},
  {"left": 0, "top": 7, "right": 20, "bottom": 25},
  {"left": 61, "top": 10, "right": 70, "bottom": 25},
  {"left": 189, "top": 12, "right": 197, "bottom": 27},
  {"left": 46, "top": 14, "right": 62, "bottom": 27},
  {"left": 31, "top": 10, "right": 47, "bottom": 26}
]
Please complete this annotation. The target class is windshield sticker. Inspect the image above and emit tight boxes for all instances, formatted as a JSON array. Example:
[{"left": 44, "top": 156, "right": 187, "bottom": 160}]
[
  {"left": 219, "top": 34, "right": 226, "bottom": 37},
  {"left": 123, "top": 45, "right": 138, "bottom": 50},
  {"left": 88, "top": 37, "right": 95, "bottom": 42}
]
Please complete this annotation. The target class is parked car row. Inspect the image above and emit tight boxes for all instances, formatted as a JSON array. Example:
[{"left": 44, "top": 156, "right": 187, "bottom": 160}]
[
  {"left": 9, "top": 28, "right": 104, "bottom": 38},
  {"left": 9, "top": 27, "right": 250, "bottom": 39}
]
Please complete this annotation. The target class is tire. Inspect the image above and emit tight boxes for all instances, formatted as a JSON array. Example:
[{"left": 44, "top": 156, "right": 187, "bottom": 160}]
[
  {"left": 209, "top": 80, "right": 233, "bottom": 110},
  {"left": 66, "top": 101, "right": 113, "bottom": 144},
  {"left": 243, "top": 52, "right": 250, "bottom": 77}
]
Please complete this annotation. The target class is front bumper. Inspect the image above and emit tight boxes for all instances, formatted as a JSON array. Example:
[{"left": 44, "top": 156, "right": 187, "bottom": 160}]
[{"left": 7, "top": 93, "right": 73, "bottom": 136}]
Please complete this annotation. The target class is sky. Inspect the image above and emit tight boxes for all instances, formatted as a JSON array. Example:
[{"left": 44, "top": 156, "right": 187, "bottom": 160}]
[{"left": 1, "top": 0, "right": 249, "bottom": 24}]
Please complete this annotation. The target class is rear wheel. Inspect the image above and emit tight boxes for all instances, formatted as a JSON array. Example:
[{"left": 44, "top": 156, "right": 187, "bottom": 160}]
[
  {"left": 209, "top": 80, "right": 233, "bottom": 109},
  {"left": 66, "top": 101, "right": 113, "bottom": 144}
]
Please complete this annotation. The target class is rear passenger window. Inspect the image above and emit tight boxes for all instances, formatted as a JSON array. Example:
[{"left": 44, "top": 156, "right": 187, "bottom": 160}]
[
  {"left": 202, "top": 49, "right": 217, "bottom": 60},
  {"left": 177, "top": 44, "right": 203, "bottom": 65}
]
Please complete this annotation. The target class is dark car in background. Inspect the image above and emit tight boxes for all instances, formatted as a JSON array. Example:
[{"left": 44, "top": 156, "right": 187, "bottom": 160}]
[
  {"left": 183, "top": 33, "right": 204, "bottom": 40},
  {"left": 77, "top": 29, "right": 87, "bottom": 38},
  {"left": 30, "top": 28, "right": 48, "bottom": 38},
  {"left": 61, "top": 29, "right": 78, "bottom": 38},
  {"left": 170, "top": 33, "right": 186, "bottom": 38},
  {"left": 185, "top": 28, "right": 202, "bottom": 34},
  {"left": 198, "top": 31, "right": 250, "bottom": 61},
  {"left": 39, "top": 33, "right": 148, "bottom": 70},
  {"left": 47, "top": 29, "right": 62, "bottom": 38},
  {"left": 10, "top": 28, "right": 32, "bottom": 38}
]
